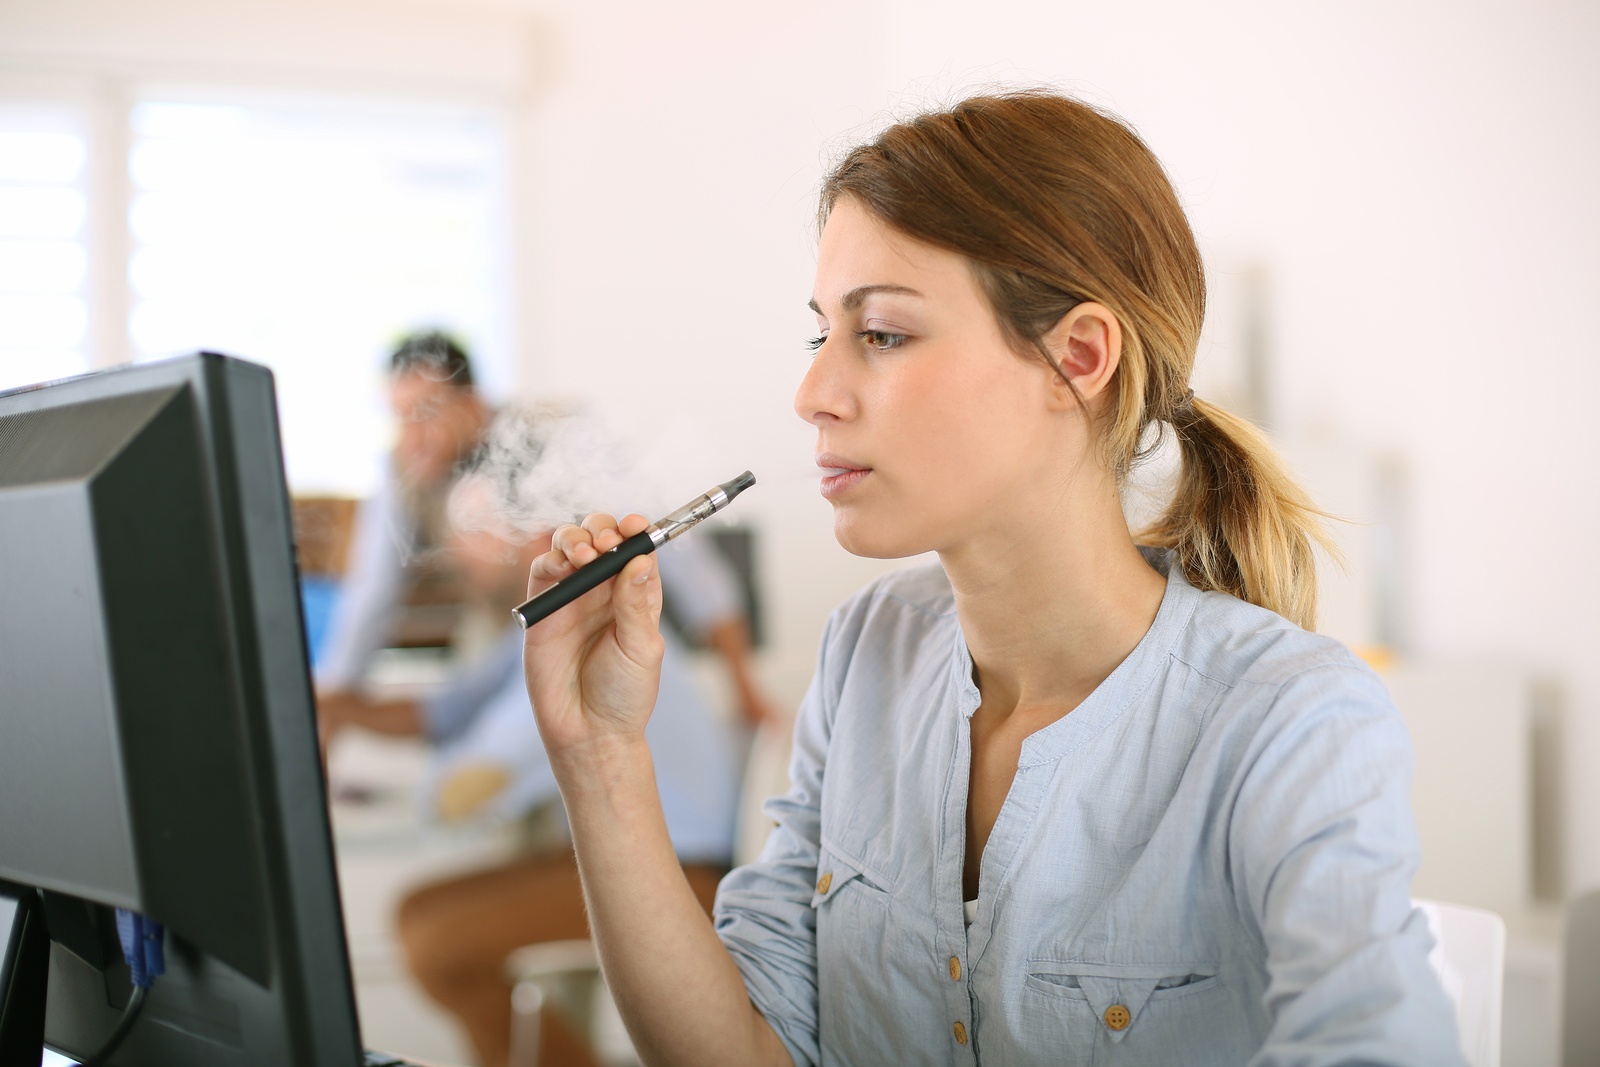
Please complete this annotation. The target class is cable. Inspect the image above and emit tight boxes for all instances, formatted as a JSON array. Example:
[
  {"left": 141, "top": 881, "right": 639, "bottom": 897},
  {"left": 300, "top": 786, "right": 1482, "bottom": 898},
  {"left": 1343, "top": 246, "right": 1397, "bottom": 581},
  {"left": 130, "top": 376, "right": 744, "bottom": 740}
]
[
  {"left": 76, "top": 985, "right": 147, "bottom": 1067},
  {"left": 72, "top": 909, "right": 164, "bottom": 1066}
]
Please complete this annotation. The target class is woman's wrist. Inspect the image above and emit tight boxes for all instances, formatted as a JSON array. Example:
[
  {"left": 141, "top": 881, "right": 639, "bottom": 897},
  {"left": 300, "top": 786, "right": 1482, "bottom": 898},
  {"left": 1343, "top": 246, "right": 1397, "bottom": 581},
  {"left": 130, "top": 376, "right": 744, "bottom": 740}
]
[
  {"left": 549, "top": 730, "right": 656, "bottom": 798},
  {"left": 553, "top": 732, "right": 675, "bottom": 873}
]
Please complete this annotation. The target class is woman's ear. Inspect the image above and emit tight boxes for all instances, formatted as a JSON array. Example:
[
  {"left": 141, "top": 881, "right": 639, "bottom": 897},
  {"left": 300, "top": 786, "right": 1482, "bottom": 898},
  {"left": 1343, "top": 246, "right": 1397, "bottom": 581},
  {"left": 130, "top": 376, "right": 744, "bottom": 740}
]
[{"left": 1041, "top": 302, "right": 1122, "bottom": 410}]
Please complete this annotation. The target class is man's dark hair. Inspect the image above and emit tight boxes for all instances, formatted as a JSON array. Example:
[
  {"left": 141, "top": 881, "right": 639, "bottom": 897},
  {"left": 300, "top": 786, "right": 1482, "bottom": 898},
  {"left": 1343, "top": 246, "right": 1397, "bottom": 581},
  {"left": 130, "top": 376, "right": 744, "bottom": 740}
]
[{"left": 389, "top": 330, "right": 475, "bottom": 388}]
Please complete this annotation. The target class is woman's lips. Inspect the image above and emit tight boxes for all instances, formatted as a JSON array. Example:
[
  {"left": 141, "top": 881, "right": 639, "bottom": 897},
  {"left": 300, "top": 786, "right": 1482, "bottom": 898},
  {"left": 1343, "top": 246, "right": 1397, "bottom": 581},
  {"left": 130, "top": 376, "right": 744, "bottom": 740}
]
[{"left": 818, "top": 463, "right": 870, "bottom": 499}]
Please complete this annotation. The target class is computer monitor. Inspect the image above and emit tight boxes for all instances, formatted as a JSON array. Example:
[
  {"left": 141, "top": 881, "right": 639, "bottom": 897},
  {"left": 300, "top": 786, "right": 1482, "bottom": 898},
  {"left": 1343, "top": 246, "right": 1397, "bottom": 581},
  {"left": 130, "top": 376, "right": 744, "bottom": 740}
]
[{"left": 0, "top": 354, "right": 366, "bottom": 1065}]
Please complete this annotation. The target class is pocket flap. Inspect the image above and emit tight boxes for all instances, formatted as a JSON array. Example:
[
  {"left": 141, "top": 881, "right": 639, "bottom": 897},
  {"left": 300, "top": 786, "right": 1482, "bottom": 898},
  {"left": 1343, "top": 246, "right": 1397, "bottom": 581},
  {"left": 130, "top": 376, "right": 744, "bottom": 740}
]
[
  {"left": 1029, "top": 962, "right": 1215, "bottom": 1043},
  {"left": 1074, "top": 975, "right": 1158, "bottom": 1042},
  {"left": 809, "top": 848, "right": 869, "bottom": 908}
]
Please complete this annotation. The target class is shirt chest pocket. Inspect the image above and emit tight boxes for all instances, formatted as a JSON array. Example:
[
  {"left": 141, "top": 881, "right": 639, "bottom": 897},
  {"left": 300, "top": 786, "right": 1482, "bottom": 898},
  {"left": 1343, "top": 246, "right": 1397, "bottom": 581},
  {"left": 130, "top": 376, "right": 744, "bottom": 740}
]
[
  {"left": 1020, "top": 959, "right": 1225, "bottom": 1060},
  {"left": 810, "top": 847, "right": 908, "bottom": 1061},
  {"left": 810, "top": 846, "right": 891, "bottom": 911},
  {"left": 810, "top": 848, "right": 896, "bottom": 981}
]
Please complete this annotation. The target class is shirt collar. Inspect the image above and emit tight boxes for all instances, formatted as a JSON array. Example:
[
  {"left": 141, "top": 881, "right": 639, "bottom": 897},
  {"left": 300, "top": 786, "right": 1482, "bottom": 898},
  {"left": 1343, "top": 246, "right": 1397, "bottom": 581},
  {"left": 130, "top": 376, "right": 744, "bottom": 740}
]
[{"left": 947, "top": 548, "right": 1200, "bottom": 765}]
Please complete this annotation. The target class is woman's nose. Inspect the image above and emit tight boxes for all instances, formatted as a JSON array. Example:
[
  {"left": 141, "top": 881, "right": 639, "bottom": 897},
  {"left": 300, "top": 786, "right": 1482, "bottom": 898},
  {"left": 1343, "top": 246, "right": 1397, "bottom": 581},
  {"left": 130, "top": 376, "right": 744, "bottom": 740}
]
[{"left": 793, "top": 339, "right": 853, "bottom": 426}]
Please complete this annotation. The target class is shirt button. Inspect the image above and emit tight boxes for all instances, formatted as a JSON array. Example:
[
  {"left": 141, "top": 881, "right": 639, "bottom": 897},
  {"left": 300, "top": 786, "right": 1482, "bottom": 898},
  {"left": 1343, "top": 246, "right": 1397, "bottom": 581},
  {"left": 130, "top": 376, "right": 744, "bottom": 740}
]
[
  {"left": 816, "top": 873, "right": 833, "bottom": 894},
  {"left": 948, "top": 956, "right": 962, "bottom": 981},
  {"left": 1104, "top": 1004, "right": 1131, "bottom": 1031},
  {"left": 952, "top": 1021, "right": 967, "bottom": 1045}
]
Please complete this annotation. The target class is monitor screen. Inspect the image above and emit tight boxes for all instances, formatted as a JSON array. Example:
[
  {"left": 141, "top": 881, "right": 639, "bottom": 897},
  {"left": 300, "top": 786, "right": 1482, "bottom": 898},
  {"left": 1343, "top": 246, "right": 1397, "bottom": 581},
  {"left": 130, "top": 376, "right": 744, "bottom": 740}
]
[{"left": 0, "top": 354, "right": 365, "bottom": 1065}]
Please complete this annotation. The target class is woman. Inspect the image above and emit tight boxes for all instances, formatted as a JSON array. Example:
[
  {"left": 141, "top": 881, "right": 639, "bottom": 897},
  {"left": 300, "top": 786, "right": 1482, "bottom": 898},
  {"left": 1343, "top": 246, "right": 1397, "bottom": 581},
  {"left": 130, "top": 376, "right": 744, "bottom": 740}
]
[{"left": 520, "top": 92, "right": 1463, "bottom": 1065}]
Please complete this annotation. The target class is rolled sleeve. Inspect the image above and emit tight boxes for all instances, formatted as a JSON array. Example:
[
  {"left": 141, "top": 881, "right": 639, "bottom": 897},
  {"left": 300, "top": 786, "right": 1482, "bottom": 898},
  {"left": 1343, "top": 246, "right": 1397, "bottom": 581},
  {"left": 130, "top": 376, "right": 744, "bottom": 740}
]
[{"left": 1232, "top": 665, "right": 1465, "bottom": 1067}]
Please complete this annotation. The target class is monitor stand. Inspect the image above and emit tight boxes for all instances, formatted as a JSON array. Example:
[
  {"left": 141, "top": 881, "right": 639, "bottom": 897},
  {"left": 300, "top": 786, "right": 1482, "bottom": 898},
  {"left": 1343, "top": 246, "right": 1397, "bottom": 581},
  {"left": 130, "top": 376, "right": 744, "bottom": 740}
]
[{"left": 0, "top": 880, "right": 49, "bottom": 1067}]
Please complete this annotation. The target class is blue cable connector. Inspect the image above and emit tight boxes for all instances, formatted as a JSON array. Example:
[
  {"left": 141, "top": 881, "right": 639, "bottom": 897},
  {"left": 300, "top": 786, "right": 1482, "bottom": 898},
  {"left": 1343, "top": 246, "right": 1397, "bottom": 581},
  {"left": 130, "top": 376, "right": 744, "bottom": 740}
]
[{"left": 113, "top": 909, "right": 165, "bottom": 988}]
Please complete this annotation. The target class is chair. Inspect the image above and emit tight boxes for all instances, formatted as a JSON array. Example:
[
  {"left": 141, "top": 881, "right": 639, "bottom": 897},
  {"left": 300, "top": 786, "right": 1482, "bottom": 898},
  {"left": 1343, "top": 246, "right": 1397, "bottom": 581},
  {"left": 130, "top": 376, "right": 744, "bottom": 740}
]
[
  {"left": 1563, "top": 888, "right": 1600, "bottom": 1067},
  {"left": 506, "top": 938, "right": 631, "bottom": 1067},
  {"left": 1414, "top": 898, "right": 1506, "bottom": 1067}
]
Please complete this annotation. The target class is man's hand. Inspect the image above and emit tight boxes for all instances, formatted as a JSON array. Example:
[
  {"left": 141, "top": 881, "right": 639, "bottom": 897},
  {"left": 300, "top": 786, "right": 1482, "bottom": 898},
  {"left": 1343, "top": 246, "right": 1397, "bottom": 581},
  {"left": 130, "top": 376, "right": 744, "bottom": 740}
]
[{"left": 703, "top": 618, "right": 787, "bottom": 727}]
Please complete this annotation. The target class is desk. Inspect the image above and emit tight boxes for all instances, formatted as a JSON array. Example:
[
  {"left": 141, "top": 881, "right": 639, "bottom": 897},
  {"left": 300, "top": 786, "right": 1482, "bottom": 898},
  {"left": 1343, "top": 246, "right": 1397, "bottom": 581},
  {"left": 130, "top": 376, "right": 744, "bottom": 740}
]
[{"left": 40, "top": 1049, "right": 462, "bottom": 1067}]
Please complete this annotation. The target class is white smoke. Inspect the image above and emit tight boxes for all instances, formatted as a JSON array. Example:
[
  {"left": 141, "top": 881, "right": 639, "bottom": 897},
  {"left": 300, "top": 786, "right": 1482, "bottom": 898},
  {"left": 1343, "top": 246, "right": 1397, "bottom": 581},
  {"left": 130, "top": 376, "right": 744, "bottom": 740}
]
[{"left": 447, "top": 405, "right": 663, "bottom": 543}]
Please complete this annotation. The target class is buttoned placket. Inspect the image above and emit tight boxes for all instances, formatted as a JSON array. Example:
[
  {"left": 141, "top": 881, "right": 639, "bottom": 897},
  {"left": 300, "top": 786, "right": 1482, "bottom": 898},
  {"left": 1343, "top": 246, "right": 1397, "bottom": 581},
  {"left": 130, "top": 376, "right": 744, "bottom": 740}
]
[
  {"left": 937, "top": 638, "right": 981, "bottom": 1064},
  {"left": 938, "top": 622, "right": 1107, "bottom": 1063}
]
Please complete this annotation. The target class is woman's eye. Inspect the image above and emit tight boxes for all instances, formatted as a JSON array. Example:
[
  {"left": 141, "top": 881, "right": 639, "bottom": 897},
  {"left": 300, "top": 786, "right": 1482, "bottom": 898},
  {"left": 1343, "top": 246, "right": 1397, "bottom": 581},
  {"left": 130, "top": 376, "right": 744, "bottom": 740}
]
[
  {"left": 806, "top": 334, "right": 827, "bottom": 351},
  {"left": 857, "top": 329, "right": 907, "bottom": 351}
]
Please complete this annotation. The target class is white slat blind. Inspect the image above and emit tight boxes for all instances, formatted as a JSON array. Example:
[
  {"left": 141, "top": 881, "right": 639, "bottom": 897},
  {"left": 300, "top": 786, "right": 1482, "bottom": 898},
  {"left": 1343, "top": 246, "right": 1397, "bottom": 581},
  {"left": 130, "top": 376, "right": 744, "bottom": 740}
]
[{"left": 0, "top": 105, "right": 89, "bottom": 391}]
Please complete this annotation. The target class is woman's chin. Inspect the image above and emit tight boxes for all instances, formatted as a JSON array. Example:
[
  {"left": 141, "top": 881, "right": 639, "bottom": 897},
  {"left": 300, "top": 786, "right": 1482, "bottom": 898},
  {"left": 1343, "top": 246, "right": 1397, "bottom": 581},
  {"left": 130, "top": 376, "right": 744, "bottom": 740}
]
[{"left": 831, "top": 512, "right": 928, "bottom": 561}]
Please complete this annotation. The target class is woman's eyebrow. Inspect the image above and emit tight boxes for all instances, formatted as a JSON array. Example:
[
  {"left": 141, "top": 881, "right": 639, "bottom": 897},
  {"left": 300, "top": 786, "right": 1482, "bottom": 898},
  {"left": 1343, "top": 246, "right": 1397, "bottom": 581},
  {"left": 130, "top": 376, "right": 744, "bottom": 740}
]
[{"left": 807, "top": 284, "right": 925, "bottom": 315}]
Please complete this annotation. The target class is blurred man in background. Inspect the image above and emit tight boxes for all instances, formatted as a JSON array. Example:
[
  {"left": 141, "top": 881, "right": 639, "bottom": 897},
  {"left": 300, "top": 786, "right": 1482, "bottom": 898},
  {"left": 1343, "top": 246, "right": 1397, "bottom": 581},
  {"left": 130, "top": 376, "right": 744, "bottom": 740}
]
[
  {"left": 319, "top": 407, "right": 771, "bottom": 1067},
  {"left": 317, "top": 330, "right": 773, "bottom": 722},
  {"left": 316, "top": 331, "right": 495, "bottom": 691}
]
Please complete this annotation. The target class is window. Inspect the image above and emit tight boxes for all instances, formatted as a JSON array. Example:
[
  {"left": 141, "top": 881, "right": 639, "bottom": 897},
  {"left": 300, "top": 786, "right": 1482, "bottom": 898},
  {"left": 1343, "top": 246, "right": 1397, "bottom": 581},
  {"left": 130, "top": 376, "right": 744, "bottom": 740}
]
[
  {"left": 0, "top": 87, "right": 512, "bottom": 496},
  {"left": 128, "top": 94, "right": 511, "bottom": 494},
  {"left": 0, "top": 104, "right": 89, "bottom": 391}
]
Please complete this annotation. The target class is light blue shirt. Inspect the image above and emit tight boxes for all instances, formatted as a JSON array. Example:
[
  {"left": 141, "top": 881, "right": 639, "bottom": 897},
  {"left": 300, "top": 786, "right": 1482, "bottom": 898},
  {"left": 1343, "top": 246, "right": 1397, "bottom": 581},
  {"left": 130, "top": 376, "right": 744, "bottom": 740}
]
[
  {"left": 714, "top": 551, "right": 1463, "bottom": 1066},
  {"left": 315, "top": 471, "right": 409, "bottom": 691}
]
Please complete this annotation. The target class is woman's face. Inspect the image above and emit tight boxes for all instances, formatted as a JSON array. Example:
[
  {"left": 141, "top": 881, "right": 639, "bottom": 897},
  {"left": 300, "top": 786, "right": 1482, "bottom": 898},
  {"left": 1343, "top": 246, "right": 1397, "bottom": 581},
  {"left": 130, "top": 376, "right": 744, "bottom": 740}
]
[{"left": 795, "top": 197, "right": 1080, "bottom": 560}]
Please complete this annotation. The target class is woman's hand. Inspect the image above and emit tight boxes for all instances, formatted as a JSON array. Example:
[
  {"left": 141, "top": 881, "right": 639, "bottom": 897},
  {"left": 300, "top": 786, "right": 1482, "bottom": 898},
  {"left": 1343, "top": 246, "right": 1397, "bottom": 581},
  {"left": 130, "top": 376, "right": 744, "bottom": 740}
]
[{"left": 521, "top": 513, "right": 665, "bottom": 760}]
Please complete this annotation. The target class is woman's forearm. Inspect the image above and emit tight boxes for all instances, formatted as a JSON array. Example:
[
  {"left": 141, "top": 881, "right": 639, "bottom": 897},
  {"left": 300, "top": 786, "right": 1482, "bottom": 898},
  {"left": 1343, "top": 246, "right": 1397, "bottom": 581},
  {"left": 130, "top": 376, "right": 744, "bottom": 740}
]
[{"left": 555, "top": 736, "right": 792, "bottom": 1067}]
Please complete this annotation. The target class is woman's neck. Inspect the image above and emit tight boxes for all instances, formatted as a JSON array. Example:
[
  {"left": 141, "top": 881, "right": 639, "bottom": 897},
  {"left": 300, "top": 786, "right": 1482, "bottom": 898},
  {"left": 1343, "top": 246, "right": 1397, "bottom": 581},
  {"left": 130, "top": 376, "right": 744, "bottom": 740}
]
[{"left": 940, "top": 484, "right": 1166, "bottom": 719}]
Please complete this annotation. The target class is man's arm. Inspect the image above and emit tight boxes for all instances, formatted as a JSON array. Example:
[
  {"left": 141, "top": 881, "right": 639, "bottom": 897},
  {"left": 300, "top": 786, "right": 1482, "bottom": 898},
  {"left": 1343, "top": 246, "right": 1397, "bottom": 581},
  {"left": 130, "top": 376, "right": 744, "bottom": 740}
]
[
  {"left": 704, "top": 617, "right": 784, "bottom": 726},
  {"left": 658, "top": 539, "right": 784, "bottom": 725},
  {"left": 316, "top": 691, "right": 423, "bottom": 756},
  {"left": 315, "top": 476, "right": 409, "bottom": 691}
]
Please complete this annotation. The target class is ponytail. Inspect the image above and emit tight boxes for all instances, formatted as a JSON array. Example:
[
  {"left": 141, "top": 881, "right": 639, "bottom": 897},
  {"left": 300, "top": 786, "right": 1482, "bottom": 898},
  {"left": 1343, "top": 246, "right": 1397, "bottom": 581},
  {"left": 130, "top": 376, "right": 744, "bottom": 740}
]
[{"left": 1138, "top": 397, "right": 1334, "bottom": 631}]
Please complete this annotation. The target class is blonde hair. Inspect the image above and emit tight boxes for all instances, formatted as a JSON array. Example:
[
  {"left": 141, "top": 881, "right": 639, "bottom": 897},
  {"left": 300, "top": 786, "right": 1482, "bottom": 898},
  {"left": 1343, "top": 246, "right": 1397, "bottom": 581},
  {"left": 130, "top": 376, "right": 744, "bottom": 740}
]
[{"left": 821, "top": 90, "right": 1333, "bottom": 629}]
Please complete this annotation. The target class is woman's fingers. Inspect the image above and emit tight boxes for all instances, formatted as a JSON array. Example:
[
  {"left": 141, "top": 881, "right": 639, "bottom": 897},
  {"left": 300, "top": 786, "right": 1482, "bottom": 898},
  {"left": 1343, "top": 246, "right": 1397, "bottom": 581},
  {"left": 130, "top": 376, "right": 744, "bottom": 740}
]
[
  {"left": 528, "top": 518, "right": 606, "bottom": 592},
  {"left": 553, "top": 520, "right": 603, "bottom": 564},
  {"left": 614, "top": 552, "right": 663, "bottom": 627},
  {"left": 527, "top": 544, "right": 575, "bottom": 591},
  {"left": 525, "top": 511, "right": 663, "bottom": 614},
  {"left": 581, "top": 512, "right": 623, "bottom": 553},
  {"left": 521, "top": 510, "right": 666, "bottom": 746}
]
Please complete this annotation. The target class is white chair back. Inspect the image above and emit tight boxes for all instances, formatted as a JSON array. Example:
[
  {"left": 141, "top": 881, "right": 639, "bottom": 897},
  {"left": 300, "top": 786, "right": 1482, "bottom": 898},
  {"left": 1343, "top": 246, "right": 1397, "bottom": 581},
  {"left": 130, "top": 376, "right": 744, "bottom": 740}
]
[{"left": 1414, "top": 898, "right": 1505, "bottom": 1067}]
